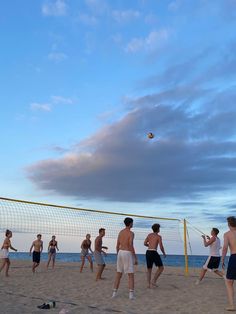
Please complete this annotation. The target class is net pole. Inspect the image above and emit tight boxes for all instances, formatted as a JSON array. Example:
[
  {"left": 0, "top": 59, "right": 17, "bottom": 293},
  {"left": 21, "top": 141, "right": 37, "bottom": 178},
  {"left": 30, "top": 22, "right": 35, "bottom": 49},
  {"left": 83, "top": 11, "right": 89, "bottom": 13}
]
[{"left": 183, "top": 219, "right": 189, "bottom": 276}]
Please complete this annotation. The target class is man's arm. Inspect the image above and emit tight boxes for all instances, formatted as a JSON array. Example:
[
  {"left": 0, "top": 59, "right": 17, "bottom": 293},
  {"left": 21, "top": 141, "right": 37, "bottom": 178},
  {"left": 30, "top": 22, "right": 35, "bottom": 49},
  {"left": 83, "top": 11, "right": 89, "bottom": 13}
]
[
  {"left": 40, "top": 241, "right": 43, "bottom": 253},
  {"left": 222, "top": 233, "right": 229, "bottom": 268},
  {"left": 29, "top": 242, "right": 34, "bottom": 255},
  {"left": 116, "top": 234, "right": 120, "bottom": 254},
  {"left": 202, "top": 235, "right": 215, "bottom": 247},
  {"left": 144, "top": 236, "right": 149, "bottom": 247},
  {"left": 56, "top": 242, "right": 59, "bottom": 251},
  {"left": 129, "top": 232, "right": 138, "bottom": 265},
  {"left": 159, "top": 236, "right": 166, "bottom": 257}
]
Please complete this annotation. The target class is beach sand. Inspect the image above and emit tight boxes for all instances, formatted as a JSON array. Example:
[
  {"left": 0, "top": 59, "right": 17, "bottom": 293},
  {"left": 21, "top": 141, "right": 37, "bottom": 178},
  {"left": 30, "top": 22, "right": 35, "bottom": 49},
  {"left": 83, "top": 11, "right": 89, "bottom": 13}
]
[{"left": 0, "top": 260, "right": 229, "bottom": 314}]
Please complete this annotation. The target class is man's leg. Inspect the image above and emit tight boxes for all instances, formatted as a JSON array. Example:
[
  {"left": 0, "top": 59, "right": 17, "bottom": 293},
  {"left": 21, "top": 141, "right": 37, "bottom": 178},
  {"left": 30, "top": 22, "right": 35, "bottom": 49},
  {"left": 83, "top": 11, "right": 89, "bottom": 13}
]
[
  {"left": 147, "top": 268, "right": 152, "bottom": 288},
  {"left": 214, "top": 269, "right": 224, "bottom": 278},
  {"left": 225, "top": 279, "right": 235, "bottom": 311},
  {"left": 112, "top": 272, "right": 122, "bottom": 298},
  {"left": 152, "top": 266, "right": 164, "bottom": 286},
  {"left": 196, "top": 268, "right": 207, "bottom": 284},
  {"left": 96, "top": 264, "right": 105, "bottom": 280},
  {"left": 128, "top": 273, "right": 135, "bottom": 299}
]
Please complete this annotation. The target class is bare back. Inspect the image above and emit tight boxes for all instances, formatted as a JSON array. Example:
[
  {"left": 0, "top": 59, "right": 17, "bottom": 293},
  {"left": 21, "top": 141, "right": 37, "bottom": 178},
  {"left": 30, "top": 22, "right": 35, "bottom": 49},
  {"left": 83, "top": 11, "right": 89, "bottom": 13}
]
[
  {"left": 117, "top": 228, "right": 134, "bottom": 252},
  {"left": 144, "top": 233, "right": 161, "bottom": 250},
  {"left": 225, "top": 230, "right": 236, "bottom": 254}
]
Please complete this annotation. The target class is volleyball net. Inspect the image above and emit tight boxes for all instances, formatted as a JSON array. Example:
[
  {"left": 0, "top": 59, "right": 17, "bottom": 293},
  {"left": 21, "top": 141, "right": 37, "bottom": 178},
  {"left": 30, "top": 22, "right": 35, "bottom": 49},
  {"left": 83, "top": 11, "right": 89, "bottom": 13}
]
[{"left": 0, "top": 197, "right": 190, "bottom": 273}]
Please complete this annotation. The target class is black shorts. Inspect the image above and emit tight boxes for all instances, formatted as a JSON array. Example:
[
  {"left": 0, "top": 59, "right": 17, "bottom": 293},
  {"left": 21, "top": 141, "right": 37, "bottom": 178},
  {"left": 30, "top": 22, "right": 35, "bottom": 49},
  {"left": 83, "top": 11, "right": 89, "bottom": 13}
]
[
  {"left": 203, "top": 256, "right": 221, "bottom": 270},
  {"left": 227, "top": 254, "right": 236, "bottom": 280},
  {"left": 146, "top": 250, "right": 163, "bottom": 269},
  {"left": 33, "top": 251, "right": 41, "bottom": 264}
]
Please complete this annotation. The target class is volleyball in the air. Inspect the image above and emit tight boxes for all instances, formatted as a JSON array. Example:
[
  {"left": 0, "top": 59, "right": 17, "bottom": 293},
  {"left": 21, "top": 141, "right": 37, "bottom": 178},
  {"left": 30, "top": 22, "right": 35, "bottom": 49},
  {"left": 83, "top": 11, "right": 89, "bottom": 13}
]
[{"left": 147, "top": 132, "right": 154, "bottom": 139}]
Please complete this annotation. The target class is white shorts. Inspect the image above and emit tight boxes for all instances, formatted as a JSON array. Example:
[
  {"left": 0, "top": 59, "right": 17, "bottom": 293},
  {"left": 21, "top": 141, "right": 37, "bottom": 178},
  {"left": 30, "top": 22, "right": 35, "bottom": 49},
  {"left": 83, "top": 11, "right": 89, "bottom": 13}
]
[
  {"left": 0, "top": 249, "right": 9, "bottom": 259},
  {"left": 117, "top": 250, "right": 134, "bottom": 274}
]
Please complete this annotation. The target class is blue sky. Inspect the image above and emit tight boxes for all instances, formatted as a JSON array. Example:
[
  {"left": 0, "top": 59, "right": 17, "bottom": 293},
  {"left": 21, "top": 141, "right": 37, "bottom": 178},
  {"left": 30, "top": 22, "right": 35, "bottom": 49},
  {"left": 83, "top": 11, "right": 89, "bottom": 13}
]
[{"left": 1, "top": 0, "right": 236, "bottom": 246}]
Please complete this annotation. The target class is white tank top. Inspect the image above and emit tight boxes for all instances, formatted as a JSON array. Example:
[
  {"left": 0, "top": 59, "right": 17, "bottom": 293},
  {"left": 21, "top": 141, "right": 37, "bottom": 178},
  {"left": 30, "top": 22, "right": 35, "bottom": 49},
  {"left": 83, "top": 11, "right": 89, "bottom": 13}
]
[{"left": 210, "top": 237, "right": 221, "bottom": 257}]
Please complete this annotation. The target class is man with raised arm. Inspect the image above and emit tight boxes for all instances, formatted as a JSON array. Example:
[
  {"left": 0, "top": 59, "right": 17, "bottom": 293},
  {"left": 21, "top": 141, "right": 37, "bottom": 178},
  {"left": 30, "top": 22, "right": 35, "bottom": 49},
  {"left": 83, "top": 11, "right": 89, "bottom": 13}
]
[
  {"left": 222, "top": 216, "right": 236, "bottom": 312},
  {"left": 112, "top": 217, "right": 138, "bottom": 300},
  {"left": 196, "top": 228, "right": 223, "bottom": 285},
  {"left": 144, "top": 223, "right": 166, "bottom": 288}
]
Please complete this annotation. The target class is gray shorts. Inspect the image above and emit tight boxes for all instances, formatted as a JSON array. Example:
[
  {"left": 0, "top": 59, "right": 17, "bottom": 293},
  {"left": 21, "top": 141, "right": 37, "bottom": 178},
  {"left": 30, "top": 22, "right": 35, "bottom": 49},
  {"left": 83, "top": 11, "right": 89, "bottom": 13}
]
[{"left": 94, "top": 251, "right": 105, "bottom": 265}]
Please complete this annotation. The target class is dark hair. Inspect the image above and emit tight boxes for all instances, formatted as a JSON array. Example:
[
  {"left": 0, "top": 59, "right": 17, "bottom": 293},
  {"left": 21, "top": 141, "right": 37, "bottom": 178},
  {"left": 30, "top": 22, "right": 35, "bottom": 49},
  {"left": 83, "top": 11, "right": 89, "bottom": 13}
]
[
  {"left": 212, "top": 228, "right": 219, "bottom": 235},
  {"left": 37, "top": 234, "right": 42, "bottom": 237},
  {"left": 124, "top": 217, "right": 133, "bottom": 227},
  {"left": 227, "top": 216, "right": 236, "bottom": 228},
  {"left": 5, "top": 229, "right": 11, "bottom": 237},
  {"left": 152, "top": 224, "right": 160, "bottom": 233},
  {"left": 99, "top": 228, "right": 105, "bottom": 233}
]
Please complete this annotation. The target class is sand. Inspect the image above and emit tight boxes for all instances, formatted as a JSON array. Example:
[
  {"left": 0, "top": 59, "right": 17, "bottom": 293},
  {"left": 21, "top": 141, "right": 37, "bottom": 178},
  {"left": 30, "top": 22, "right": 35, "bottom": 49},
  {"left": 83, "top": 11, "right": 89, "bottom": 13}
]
[{"left": 0, "top": 260, "right": 230, "bottom": 314}]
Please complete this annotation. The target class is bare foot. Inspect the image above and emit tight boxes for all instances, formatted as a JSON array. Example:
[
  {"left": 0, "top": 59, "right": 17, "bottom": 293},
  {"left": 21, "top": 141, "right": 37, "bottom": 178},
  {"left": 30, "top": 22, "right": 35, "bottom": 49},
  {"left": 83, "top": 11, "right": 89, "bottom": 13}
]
[{"left": 151, "top": 282, "right": 158, "bottom": 287}]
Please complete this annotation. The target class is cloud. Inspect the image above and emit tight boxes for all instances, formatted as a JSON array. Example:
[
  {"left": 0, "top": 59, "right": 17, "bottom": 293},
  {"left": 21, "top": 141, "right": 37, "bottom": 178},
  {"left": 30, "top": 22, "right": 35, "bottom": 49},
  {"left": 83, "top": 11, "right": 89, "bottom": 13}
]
[
  {"left": 168, "top": 0, "right": 184, "bottom": 11},
  {"left": 48, "top": 52, "right": 68, "bottom": 62},
  {"left": 27, "top": 96, "right": 236, "bottom": 202},
  {"left": 125, "top": 29, "right": 169, "bottom": 53},
  {"left": 51, "top": 95, "right": 73, "bottom": 105},
  {"left": 112, "top": 10, "right": 141, "bottom": 23},
  {"left": 42, "top": 0, "right": 67, "bottom": 16},
  {"left": 30, "top": 103, "right": 51, "bottom": 112},
  {"left": 77, "top": 13, "right": 98, "bottom": 26},
  {"left": 85, "top": 0, "right": 108, "bottom": 15}
]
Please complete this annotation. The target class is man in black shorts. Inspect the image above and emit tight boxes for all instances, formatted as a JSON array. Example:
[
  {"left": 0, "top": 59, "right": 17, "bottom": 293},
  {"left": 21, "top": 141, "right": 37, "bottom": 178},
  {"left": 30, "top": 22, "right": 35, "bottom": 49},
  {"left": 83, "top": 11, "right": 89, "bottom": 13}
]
[
  {"left": 29, "top": 234, "right": 43, "bottom": 273},
  {"left": 144, "top": 224, "right": 166, "bottom": 288},
  {"left": 222, "top": 216, "right": 236, "bottom": 311}
]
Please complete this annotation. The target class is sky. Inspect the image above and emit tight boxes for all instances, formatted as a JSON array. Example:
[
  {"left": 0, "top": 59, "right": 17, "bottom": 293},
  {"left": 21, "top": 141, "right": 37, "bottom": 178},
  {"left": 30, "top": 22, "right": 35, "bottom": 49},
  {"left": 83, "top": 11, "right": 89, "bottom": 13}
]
[{"left": 1, "top": 0, "right": 236, "bottom": 253}]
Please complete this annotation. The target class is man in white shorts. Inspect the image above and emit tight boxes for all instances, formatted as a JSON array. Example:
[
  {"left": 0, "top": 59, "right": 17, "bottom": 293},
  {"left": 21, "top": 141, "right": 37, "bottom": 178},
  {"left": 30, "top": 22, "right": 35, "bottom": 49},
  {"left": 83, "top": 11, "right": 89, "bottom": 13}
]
[{"left": 112, "top": 217, "right": 138, "bottom": 300}]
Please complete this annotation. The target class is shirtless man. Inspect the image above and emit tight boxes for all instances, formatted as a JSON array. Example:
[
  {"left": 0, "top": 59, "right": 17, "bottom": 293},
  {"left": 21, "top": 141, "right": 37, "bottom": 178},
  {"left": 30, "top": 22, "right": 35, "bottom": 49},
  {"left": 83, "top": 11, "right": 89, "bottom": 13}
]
[
  {"left": 94, "top": 228, "right": 108, "bottom": 281},
  {"left": 30, "top": 234, "right": 43, "bottom": 273},
  {"left": 112, "top": 217, "right": 138, "bottom": 300},
  {"left": 47, "top": 235, "right": 59, "bottom": 269},
  {"left": 222, "top": 216, "right": 236, "bottom": 311},
  {"left": 0, "top": 229, "right": 17, "bottom": 277},
  {"left": 144, "top": 223, "right": 166, "bottom": 288}
]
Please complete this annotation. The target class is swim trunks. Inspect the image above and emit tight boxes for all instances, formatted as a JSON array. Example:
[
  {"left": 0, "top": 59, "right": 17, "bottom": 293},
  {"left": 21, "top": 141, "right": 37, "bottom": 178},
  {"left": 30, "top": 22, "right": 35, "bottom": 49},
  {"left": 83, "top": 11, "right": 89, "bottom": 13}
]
[
  {"left": 227, "top": 254, "right": 236, "bottom": 280},
  {"left": 33, "top": 251, "right": 41, "bottom": 264},
  {"left": 203, "top": 256, "right": 221, "bottom": 271},
  {"left": 146, "top": 250, "right": 163, "bottom": 269},
  {"left": 117, "top": 250, "right": 134, "bottom": 274},
  {"left": 94, "top": 251, "right": 105, "bottom": 265}
]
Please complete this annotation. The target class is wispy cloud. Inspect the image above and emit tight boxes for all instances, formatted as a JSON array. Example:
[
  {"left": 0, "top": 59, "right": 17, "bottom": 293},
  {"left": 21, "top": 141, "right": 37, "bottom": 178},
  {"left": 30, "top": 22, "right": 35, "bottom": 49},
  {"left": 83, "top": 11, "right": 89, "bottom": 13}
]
[
  {"left": 112, "top": 10, "right": 141, "bottom": 23},
  {"left": 51, "top": 95, "right": 74, "bottom": 105},
  {"left": 30, "top": 103, "right": 51, "bottom": 112},
  {"left": 42, "top": 0, "right": 68, "bottom": 17},
  {"left": 78, "top": 13, "right": 98, "bottom": 26},
  {"left": 48, "top": 52, "right": 68, "bottom": 62},
  {"left": 125, "top": 29, "right": 169, "bottom": 53}
]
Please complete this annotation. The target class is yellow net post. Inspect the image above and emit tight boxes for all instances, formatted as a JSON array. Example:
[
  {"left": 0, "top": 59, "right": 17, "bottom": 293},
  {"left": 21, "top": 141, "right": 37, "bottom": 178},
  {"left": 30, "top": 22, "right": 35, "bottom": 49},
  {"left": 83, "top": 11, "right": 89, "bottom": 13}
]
[{"left": 183, "top": 219, "right": 189, "bottom": 276}]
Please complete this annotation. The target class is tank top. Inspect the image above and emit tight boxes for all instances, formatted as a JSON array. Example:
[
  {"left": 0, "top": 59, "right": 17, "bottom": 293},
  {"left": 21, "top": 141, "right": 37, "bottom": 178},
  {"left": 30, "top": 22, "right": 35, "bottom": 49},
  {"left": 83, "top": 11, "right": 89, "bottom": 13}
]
[{"left": 210, "top": 237, "right": 221, "bottom": 257}]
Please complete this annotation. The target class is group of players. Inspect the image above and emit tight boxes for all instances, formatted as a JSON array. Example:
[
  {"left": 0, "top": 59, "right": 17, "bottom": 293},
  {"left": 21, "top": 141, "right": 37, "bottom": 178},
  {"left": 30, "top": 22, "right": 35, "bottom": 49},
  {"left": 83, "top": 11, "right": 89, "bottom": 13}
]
[{"left": 1, "top": 216, "right": 236, "bottom": 311}]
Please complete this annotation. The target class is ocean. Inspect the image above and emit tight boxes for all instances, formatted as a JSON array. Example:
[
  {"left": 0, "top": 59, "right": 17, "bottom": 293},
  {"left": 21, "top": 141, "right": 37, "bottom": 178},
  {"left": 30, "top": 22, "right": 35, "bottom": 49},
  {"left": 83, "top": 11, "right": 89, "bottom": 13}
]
[{"left": 9, "top": 252, "right": 229, "bottom": 268}]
